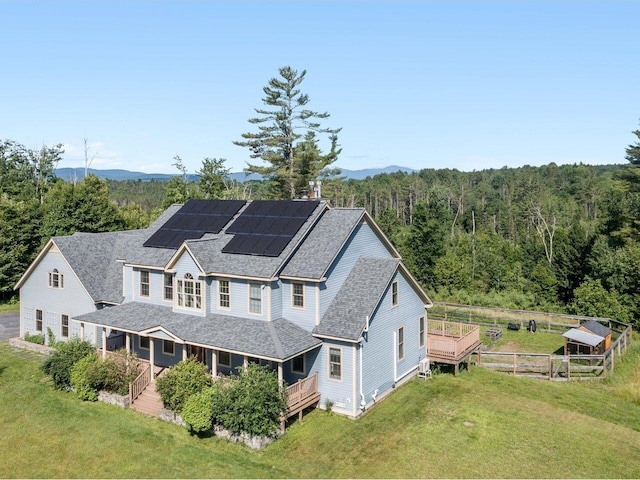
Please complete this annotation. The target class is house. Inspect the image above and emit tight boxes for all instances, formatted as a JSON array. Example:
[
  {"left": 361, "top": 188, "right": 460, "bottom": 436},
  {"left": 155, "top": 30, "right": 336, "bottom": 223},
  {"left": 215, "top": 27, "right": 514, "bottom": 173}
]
[{"left": 15, "top": 199, "right": 433, "bottom": 418}]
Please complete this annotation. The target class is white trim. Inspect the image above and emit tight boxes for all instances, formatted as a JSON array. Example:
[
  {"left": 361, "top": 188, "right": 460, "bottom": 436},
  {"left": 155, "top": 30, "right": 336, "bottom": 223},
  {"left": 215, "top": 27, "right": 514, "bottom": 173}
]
[
  {"left": 291, "top": 281, "right": 305, "bottom": 309},
  {"left": 139, "top": 269, "right": 150, "bottom": 298},
  {"left": 315, "top": 283, "right": 320, "bottom": 326},
  {"left": 47, "top": 269, "right": 64, "bottom": 290},
  {"left": 248, "top": 282, "right": 262, "bottom": 315},
  {"left": 397, "top": 325, "right": 405, "bottom": 361},
  {"left": 313, "top": 333, "right": 360, "bottom": 344},
  {"left": 175, "top": 273, "right": 204, "bottom": 313},
  {"left": 124, "top": 264, "right": 165, "bottom": 271},
  {"left": 291, "top": 353, "right": 306, "bottom": 374},
  {"left": 279, "top": 275, "right": 326, "bottom": 283},
  {"left": 162, "top": 272, "right": 173, "bottom": 302},
  {"left": 139, "top": 325, "right": 184, "bottom": 343},
  {"left": 35, "top": 308, "right": 43, "bottom": 332},
  {"left": 419, "top": 315, "right": 425, "bottom": 348},
  {"left": 217, "top": 278, "right": 231, "bottom": 310},
  {"left": 162, "top": 339, "right": 175, "bottom": 356},
  {"left": 391, "top": 280, "right": 398, "bottom": 307},
  {"left": 164, "top": 244, "right": 207, "bottom": 274},
  {"left": 61, "top": 314, "right": 69, "bottom": 338},
  {"left": 217, "top": 350, "right": 231, "bottom": 367},
  {"left": 328, "top": 345, "right": 343, "bottom": 382},
  {"left": 207, "top": 271, "right": 275, "bottom": 282}
]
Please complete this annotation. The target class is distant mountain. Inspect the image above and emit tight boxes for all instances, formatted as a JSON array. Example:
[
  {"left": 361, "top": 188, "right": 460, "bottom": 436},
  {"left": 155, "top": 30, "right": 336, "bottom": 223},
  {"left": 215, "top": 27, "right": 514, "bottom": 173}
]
[{"left": 54, "top": 165, "right": 417, "bottom": 182}]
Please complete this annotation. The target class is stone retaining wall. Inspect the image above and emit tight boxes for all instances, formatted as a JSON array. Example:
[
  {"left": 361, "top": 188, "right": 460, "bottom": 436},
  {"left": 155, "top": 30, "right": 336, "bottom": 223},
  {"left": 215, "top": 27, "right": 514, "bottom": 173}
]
[
  {"left": 9, "top": 337, "right": 55, "bottom": 355},
  {"left": 98, "top": 391, "right": 130, "bottom": 408}
]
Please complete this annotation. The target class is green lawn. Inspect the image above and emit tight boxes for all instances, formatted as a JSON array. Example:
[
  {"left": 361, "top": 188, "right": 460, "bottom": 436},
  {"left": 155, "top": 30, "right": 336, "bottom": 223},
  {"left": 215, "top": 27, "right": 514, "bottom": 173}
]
[
  {"left": 0, "top": 300, "right": 19, "bottom": 313},
  {"left": 2, "top": 340, "right": 640, "bottom": 478},
  {"left": 481, "top": 326, "right": 566, "bottom": 353}
]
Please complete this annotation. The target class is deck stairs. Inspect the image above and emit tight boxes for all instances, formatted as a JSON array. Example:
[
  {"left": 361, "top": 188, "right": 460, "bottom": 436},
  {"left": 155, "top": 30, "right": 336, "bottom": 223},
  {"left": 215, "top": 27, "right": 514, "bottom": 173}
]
[{"left": 129, "top": 381, "right": 163, "bottom": 417}]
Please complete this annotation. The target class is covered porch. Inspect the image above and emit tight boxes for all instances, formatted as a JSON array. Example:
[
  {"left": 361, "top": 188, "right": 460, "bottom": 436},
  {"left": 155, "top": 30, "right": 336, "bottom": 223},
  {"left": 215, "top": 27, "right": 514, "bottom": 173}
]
[
  {"left": 427, "top": 319, "right": 482, "bottom": 374},
  {"left": 74, "top": 302, "right": 322, "bottom": 420}
]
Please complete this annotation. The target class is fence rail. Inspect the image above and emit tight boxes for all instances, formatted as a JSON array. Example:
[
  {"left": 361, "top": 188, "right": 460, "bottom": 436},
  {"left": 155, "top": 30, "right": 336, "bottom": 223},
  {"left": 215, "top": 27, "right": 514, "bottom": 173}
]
[
  {"left": 476, "top": 320, "right": 632, "bottom": 381},
  {"left": 286, "top": 372, "right": 318, "bottom": 411}
]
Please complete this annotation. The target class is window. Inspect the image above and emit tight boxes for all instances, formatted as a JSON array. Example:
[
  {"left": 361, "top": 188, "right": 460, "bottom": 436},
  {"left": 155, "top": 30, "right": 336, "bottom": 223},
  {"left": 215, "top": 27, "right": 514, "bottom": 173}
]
[
  {"left": 61, "top": 314, "right": 69, "bottom": 338},
  {"left": 48, "top": 269, "right": 64, "bottom": 289},
  {"left": 139, "top": 336, "right": 150, "bottom": 350},
  {"left": 292, "top": 282, "right": 304, "bottom": 308},
  {"left": 163, "top": 273, "right": 173, "bottom": 301},
  {"left": 391, "top": 280, "right": 398, "bottom": 306},
  {"left": 419, "top": 316, "right": 425, "bottom": 348},
  {"left": 398, "top": 326, "right": 405, "bottom": 361},
  {"left": 163, "top": 340, "right": 175, "bottom": 355},
  {"left": 177, "top": 273, "right": 202, "bottom": 311},
  {"left": 140, "top": 270, "right": 150, "bottom": 297},
  {"left": 292, "top": 354, "right": 305, "bottom": 374},
  {"left": 218, "top": 351, "right": 231, "bottom": 367},
  {"left": 329, "top": 347, "right": 342, "bottom": 380},
  {"left": 35, "top": 309, "right": 43, "bottom": 332},
  {"left": 249, "top": 282, "right": 262, "bottom": 314},
  {"left": 218, "top": 279, "right": 230, "bottom": 309}
]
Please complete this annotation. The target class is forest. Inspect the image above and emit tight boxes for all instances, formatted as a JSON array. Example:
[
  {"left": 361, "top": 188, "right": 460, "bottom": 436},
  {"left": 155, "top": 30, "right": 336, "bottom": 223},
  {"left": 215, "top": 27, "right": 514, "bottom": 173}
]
[{"left": 2, "top": 135, "right": 640, "bottom": 328}]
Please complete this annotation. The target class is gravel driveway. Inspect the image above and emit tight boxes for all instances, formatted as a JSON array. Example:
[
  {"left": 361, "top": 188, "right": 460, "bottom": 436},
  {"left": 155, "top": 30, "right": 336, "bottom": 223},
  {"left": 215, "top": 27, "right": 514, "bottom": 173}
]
[{"left": 0, "top": 312, "right": 19, "bottom": 340}]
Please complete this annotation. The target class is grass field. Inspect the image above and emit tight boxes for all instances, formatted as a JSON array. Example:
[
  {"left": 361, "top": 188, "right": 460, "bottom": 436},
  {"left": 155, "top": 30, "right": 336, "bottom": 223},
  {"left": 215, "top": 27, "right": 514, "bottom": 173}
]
[
  {"left": 0, "top": 300, "right": 20, "bottom": 313},
  {"left": 2, "top": 340, "right": 640, "bottom": 478},
  {"left": 481, "top": 326, "right": 566, "bottom": 354}
]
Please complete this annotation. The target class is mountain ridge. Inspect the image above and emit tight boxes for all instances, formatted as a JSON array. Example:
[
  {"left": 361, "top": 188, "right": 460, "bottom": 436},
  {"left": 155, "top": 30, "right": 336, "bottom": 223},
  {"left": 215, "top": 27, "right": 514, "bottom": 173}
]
[{"left": 54, "top": 165, "right": 417, "bottom": 182}]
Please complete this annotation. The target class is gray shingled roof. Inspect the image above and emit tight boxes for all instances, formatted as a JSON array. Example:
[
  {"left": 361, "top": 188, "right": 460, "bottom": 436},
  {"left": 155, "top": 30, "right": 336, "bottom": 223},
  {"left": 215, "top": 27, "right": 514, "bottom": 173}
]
[
  {"left": 581, "top": 320, "right": 611, "bottom": 338},
  {"left": 313, "top": 257, "right": 400, "bottom": 341},
  {"left": 52, "top": 205, "right": 182, "bottom": 304},
  {"left": 75, "top": 302, "right": 321, "bottom": 360},
  {"left": 185, "top": 201, "right": 327, "bottom": 279},
  {"left": 281, "top": 208, "right": 365, "bottom": 279}
]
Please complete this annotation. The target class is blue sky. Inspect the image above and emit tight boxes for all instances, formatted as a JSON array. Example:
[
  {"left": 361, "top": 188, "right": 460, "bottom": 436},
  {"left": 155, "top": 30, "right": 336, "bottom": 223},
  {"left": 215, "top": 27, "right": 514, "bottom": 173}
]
[{"left": 2, "top": 1, "right": 638, "bottom": 174}]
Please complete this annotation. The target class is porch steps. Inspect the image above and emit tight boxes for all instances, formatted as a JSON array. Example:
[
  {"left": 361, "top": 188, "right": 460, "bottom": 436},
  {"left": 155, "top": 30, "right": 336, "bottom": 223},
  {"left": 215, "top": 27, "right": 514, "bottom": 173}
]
[{"left": 130, "top": 381, "right": 163, "bottom": 417}]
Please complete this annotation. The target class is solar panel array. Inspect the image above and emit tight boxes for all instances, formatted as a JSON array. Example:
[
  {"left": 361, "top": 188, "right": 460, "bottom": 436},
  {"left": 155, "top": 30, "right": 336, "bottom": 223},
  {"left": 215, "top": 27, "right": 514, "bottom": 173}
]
[
  {"left": 222, "top": 200, "right": 318, "bottom": 257},
  {"left": 143, "top": 199, "right": 246, "bottom": 249}
]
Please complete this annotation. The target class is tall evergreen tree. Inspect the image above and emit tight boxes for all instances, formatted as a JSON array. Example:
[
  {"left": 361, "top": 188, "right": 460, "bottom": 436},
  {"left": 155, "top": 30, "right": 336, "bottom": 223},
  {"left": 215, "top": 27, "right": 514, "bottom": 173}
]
[{"left": 234, "top": 66, "right": 341, "bottom": 199}]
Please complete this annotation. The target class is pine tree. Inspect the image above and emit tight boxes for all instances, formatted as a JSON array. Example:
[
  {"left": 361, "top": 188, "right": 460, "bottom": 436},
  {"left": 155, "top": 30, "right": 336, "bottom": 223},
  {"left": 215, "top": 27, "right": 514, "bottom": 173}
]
[{"left": 234, "top": 66, "right": 341, "bottom": 199}]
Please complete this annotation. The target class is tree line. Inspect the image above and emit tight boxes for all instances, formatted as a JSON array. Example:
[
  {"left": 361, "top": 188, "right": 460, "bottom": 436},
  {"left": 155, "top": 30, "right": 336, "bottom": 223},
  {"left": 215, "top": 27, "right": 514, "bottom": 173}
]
[{"left": 1, "top": 65, "right": 639, "bottom": 329}]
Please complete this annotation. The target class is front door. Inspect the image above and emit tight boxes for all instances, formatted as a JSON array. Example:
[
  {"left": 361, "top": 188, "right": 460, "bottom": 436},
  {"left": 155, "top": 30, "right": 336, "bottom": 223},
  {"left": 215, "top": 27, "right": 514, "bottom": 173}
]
[{"left": 188, "top": 345, "right": 207, "bottom": 366}]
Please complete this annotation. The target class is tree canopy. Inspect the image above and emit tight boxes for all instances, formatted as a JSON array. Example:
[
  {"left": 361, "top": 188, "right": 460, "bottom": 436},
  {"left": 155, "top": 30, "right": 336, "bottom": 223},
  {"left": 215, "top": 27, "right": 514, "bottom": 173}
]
[{"left": 234, "top": 66, "right": 341, "bottom": 199}]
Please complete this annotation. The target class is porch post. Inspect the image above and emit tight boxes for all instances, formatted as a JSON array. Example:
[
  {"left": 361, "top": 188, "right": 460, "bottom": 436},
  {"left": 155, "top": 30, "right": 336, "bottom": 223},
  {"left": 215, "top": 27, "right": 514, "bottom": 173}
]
[
  {"left": 101, "top": 328, "right": 107, "bottom": 359},
  {"left": 150, "top": 339, "right": 156, "bottom": 380},
  {"left": 243, "top": 355, "right": 248, "bottom": 370},
  {"left": 278, "top": 362, "right": 283, "bottom": 387},
  {"left": 80, "top": 322, "right": 85, "bottom": 341},
  {"left": 94, "top": 325, "right": 98, "bottom": 348},
  {"left": 183, "top": 344, "right": 188, "bottom": 361},
  {"left": 211, "top": 350, "right": 217, "bottom": 378},
  {"left": 125, "top": 333, "right": 131, "bottom": 353}
]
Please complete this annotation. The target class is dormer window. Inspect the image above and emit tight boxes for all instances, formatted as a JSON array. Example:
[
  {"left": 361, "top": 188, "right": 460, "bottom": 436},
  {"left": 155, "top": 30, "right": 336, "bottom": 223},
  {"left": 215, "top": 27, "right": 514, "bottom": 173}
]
[
  {"left": 177, "top": 273, "right": 203, "bottom": 311},
  {"left": 48, "top": 269, "right": 64, "bottom": 289}
]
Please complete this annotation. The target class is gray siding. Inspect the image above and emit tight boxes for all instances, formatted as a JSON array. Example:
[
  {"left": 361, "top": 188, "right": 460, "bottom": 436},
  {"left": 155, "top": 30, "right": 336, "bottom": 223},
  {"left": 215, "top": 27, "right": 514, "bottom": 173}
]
[
  {"left": 20, "top": 249, "right": 96, "bottom": 344},
  {"left": 360, "top": 271, "right": 426, "bottom": 408},
  {"left": 320, "top": 222, "right": 393, "bottom": 318}
]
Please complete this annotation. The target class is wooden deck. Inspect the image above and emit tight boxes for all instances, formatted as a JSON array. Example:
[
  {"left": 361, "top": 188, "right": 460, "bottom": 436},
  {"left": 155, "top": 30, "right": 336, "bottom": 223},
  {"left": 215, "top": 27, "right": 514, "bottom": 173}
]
[
  {"left": 283, "top": 372, "right": 320, "bottom": 423},
  {"left": 427, "top": 319, "right": 482, "bottom": 374}
]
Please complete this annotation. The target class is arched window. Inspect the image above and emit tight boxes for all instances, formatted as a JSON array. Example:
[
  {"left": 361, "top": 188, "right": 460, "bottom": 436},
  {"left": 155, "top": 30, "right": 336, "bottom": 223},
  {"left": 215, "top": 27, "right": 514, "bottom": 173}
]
[
  {"left": 176, "top": 273, "right": 202, "bottom": 310},
  {"left": 48, "top": 268, "right": 64, "bottom": 289}
]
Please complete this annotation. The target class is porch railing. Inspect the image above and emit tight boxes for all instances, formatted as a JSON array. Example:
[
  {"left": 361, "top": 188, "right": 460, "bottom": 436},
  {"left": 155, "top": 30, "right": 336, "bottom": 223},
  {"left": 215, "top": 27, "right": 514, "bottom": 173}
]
[
  {"left": 427, "top": 319, "right": 481, "bottom": 360},
  {"left": 286, "top": 372, "right": 318, "bottom": 411},
  {"left": 129, "top": 363, "right": 151, "bottom": 404}
]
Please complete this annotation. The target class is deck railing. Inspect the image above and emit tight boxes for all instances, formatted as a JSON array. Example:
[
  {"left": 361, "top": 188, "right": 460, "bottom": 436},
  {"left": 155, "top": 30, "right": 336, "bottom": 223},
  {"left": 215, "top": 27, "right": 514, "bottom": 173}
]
[
  {"left": 129, "top": 363, "right": 151, "bottom": 404},
  {"left": 286, "top": 372, "right": 318, "bottom": 411},
  {"left": 427, "top": 319, "right": 481, "bottom": 360}
]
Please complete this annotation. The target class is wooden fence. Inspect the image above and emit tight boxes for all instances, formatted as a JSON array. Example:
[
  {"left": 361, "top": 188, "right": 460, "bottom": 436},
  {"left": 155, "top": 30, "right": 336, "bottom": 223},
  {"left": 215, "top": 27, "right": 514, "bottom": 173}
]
[
  {"left": 476, "top": 321, "right": 632, "bottom": 381},
  {"left": 431, "top": 302, "right": 628, "bottom": 335}
]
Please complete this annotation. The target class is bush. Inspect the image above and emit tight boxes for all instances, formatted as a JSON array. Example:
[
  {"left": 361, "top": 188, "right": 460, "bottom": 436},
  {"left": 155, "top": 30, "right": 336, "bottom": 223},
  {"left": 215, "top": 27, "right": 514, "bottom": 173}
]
[
  {"left": 46, "top": 327, "right": 57, "bottom": 347},
  {"left": 24, "top": 332, "right": 45, "bottom": 345},
  {"left": 216, "top": 364, "right": 287, "bottom": 437},
  {"left": 42, "top": 339, "right": 95, "bottom": 390},
  {"left": 70, "top": 354, "right": 100, "bottom": 401},
  {"left": 155, "top": 357, "right": 212, "bottom": 413},
  {"left": 181, "top": 385, "right": 219, "bottom": 434}
]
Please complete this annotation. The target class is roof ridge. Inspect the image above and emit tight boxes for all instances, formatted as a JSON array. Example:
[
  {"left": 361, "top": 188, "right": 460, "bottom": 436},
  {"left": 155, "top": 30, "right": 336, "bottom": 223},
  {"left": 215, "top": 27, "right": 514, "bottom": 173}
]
[{"left": 267, "top": 321, "right": 285, "bottom": 359}]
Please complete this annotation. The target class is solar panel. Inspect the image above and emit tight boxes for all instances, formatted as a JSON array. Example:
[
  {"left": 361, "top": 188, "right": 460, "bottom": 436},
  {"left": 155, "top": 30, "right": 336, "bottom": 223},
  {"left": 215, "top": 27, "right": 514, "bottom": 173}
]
[
  {"left": 143, "top": 199, "right": 246, "bottom": 248},
  {"left": 221, "top": 200, "right": 320, "bottom": 257}
]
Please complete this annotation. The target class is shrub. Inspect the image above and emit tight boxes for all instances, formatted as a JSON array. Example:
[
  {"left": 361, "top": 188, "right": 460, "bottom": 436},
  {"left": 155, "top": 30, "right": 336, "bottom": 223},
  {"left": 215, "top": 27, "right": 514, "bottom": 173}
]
[
  {"left": 46, "top": 327, "right": 57, "bottom": 347},
  {"left": 155, "top": 357, "right": 212, "bottom": 413},
  {"left": 181, "top": 385, "right": 219, "bottom": 434},
  {"left": 42, "top": 339, "right": 95, "bottom": 390},
  {"left": 216, "top": 364, "right": 287, "bottom": 437},
  {"left": 24, "top": 332, "right": 45, "bottom": 345},
  {"left": 70, "top": 354, "right": 100, "bottom": 401},
  {"left": 79, "top": 350, "right": 141, "bottom": 396}
]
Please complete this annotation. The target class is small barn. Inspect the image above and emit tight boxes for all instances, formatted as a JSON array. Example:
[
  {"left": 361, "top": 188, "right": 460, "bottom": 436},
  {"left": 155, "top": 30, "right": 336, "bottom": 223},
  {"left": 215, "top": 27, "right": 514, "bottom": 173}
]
[
  {"left": 579, "top": 320, "right": 612, "bottom": 351},
  {"left": 562, "top": 328, "right": 605, "bottom": 355}
]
